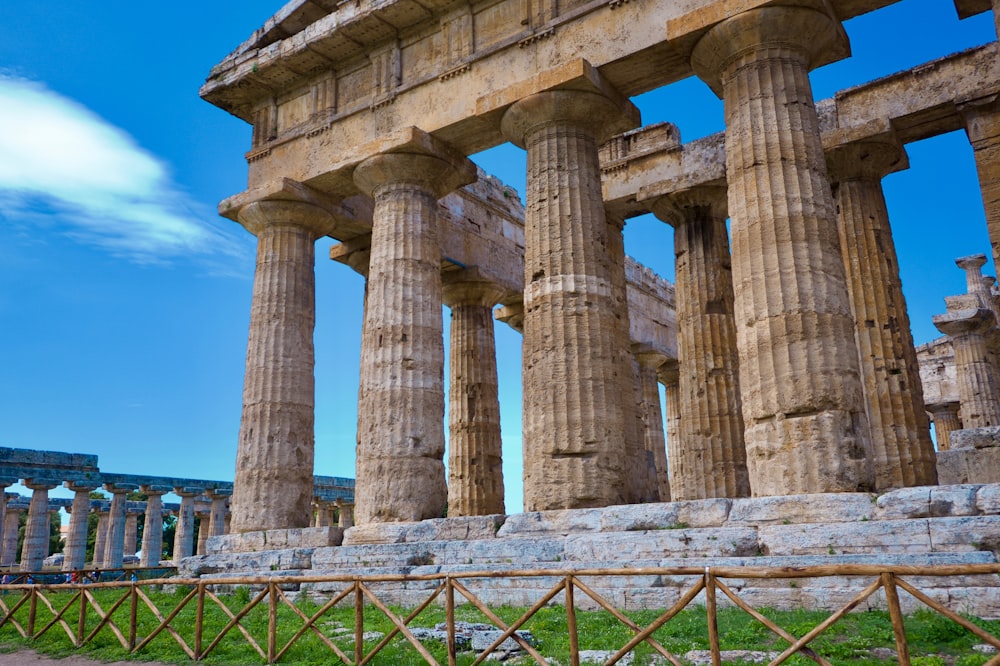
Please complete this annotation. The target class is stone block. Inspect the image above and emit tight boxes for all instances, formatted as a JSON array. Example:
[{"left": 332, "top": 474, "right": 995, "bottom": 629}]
[
  {"left": 952, "top": 426, "right": 1000, "bottom": 450},
  {"left": 402, "top": 515, "right": 505, "bottom": 542},
  {"left": 729, "top": 493, "right": 874, "bottom": 525},
  {"left": 977, "top": 484, "right": 1000, "bottom": 514},
  {"left": 928, "top": 515, "right": 1000, "bottom": 552},
  {"left": 497, "top": 508, "right": 605, "bottom": 536},
  {"left": 564, "top": 528, "right": 758, "bottom": 561},
  {"left": 874, "top": 485, "right": 980, "bottom": 520},
  {"left": 759, "top": 519, "right": 933, "bottom": 556},
  {"left": 938, "top": 450, "right": 971, "bottom": 485},
  {"left": 939, "top": 449, "right": 1000, "bottom": 485},
  {"left": 597, "top": 499, "right": 731, "bottom": 531},
  {"left": 343, "top": 523, "right": 414, "bottom": 545}
]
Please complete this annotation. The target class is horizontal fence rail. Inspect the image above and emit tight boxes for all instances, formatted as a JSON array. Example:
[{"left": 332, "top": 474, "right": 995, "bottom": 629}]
[{"left": 1, "top": 564, "right": 999, "bottom": 665}]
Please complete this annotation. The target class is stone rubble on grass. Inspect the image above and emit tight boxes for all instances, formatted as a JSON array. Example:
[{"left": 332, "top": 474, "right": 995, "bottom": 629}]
[
  {"left": 974, "top": 643, "right": 1000, "bottom": 653},
  {"left": 683, "top": 649, "right": 780, "bottom": 665},
  {"left": 578, "top": 650, "right": 634, "bottom": 664}
]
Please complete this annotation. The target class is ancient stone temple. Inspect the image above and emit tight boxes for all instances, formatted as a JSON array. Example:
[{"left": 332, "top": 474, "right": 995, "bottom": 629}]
[{"left": 201, "top": 0, "right": 1000, "bottom": 531}]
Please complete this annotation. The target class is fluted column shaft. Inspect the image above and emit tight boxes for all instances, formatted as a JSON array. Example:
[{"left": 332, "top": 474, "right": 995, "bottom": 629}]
[
  {"left": 658, "top": 362, "right": 681, "bottom": 490},
  {"left": 928, "top": 402, "right": 962, "bottom": 451},
  {"left": 691, "top": 7, "right": 872, "bottom": 495},
  {"left": 964, "top": 102, "right": 1000, "bottom": 268},
  {"left": 828, "top": 141, "right": 937, "bottom": 490},
  {"left": 103, "top": 489, "right": 127, "bottom": 569},
  {"left": 936, "top": 312, "right": 1000, "bottom": 428},
  {"left": 92, "top": 511, "right": 108, "bottom": 566},
  {"left": 63, "top": 486, "right": 95, "bottom": 571},
  {"left": 196, "top": 512, "right": 210, "bottom": 556},
  {"left": 208, "top": 494, "right": 228, "bottom": 538},
  {"left": 337, "top": 500, "right": 355, "bottom": 528},
  {"left": 652, "top": 189, "right": 749, "bottom": 499},
  {"left": 20, "top": 483, "right": 54, "bottom": 571},
  {"left": 172, "top": 492, "right": 196, "bottom": 561},
  {"left": 354, "top": 150, "right": 475, "bottom": 524},
  {"left": 1, "top": 510, "right": 19, "bottom": 565},
  {"left": 502, "top": 89, "right": 638, "bottom": 510},
  {"left": 231, "top": 201, "right": 336, "bottom": 533},
  {"left": 124, "top": 514, "right": 139, "bottom": 557},
  {"left": 635, "top": 353, "right": 670, "bottom": 501},
  {"left": 140, "top": 492, "right": 164, "bottom": 567},
  {"left": 443, "top": 277, "right": 506, "bottom": 516}
]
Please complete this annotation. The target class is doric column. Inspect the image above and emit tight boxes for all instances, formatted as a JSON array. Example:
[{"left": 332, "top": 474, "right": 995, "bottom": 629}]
[
  {"left": 928, "top": 402, "right": 962, "bottom": 451},
  {"left": 172, "top": 489, "right": 197, "bottom": 561},
  {"left": 634, "top": 348, "right": 670, "bottom": 502},
  {"left": 92, "top": 508, "right": 109, "bottom": 566},
  {"left": 650, "top": 186, "right": 749, "bottom": 500},
  {"left": 353, "top": 147, "right": 476, "bottom": 524},
  {"left": 63, "top": 482, "right": 96, "bottom": 572},
  {"left": 139, "top": 486, "right": 167, "bottom": 567},
  {"left": 0, "top": 485, "right": 12, "bottom": 563},
  {"left": 658, "top": 361, "right": 681, "bottom": 491},
  {"left": 608, "top": 214, "right": 650, "bottom": 505},
  {"left": 195, "top": 509, "right": 210, "bottom": 556},
  {"left": 501, "top": 88, "right": 639, "bottom": 510},
  {"left": 124, "top": 511, "right": 139, "bottom": 558},
  {"left": 231, "top": 200, "right": 338, "bottom": 533},
  {"left": 442, "top": 271, "right": 506, "bottom": 517},
  {"left": 934, "top": 309, "right": 1000, "bottom": 428},
  {"left": 826, "top": 139, "right": 937, "bottom": 490},
  {"left": 20, "top": 480, "right": 56, "bottom": 572},
  {"left": 690, "top": 7, "right": 873, "bottom": 495},
  {"left": 336, "top": 499, "right": 354, "bottom": 528},
  {"left": 962, "top": 99, "right": 1000, "bottom": 268},
  {"left": 207, "top": 489, "right": 230, "bottom": 538},
  {"left": 1, "top": 507, "right": 21, "bottom": 566},
  {"left": 313, "top": 500, "right": 331, "bottom": 527},
  {"left": 958, "top": 254, "right": 999, "bottom": 320},
  {"left": 102, "top": 485, "right": 130, "bottom": 569}
]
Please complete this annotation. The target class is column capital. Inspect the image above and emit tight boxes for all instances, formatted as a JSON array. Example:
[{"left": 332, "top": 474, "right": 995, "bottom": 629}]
[
  {"left": 500, "top": 89, "right": 639, "bottom": 148},
  {"left": 23, "top": 479, "right": 58, "bottom": 491},
  {"left": 657, "top": 359, "right": 680, "bottom": 386},
  {"left": 64, "top": 481, "right": 98, "bottom": 493},
  {"left": 934, "top": 307, "right": 997, "bottom": 337},
  {"left": 442, "top": 269, "right": 508, "bottom": 307},
  {"left": 648, "top": 185, "right": 727, "bottom": 227},
  {"left": 139, "top": 485, "right": 170, "bottom": 496},
  {"left": 353, "top": 150, "right": 476, "bottom": 199},
  {"left": 825, "top": 138, "right": 907, "bottom": 183},
  {"left": 957, "top": 252, "right": 988, "bottom": 274},
  {"left": 237, "top": 199, "right": 338, "bottom": 239},
  {"left": 960, "top": 95, "right": 1000, "bottom": 146},
  {"left": 631, "top": 343, "right": 669, "bottom": 370},
  {"left": 494, "top": 302, "right": 524, "bottom": 332},
  {"left": 690, "top": 6, "right": 848, "bottom": 96}
]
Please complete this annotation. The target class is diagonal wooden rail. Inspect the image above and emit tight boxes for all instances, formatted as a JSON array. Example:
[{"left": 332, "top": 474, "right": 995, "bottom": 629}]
[{"left": 1, "top": 564, "right": 1000, "bottom": 665}]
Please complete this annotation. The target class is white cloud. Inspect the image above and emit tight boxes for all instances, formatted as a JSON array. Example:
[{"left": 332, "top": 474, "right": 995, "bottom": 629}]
[{"left": 0, "top": 74, "right": 248, "bottom": 267}]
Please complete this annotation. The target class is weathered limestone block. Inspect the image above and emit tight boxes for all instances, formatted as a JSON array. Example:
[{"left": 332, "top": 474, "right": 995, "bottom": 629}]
[
  {"left": 181, "top": 549, "right": 314, "bottom": 577},
  {"left": 354, "top": 148, "right": 476, "bottom": 524},
  {"left": 729, "top": 493, "right": 875, "bottom": 526},
  {"left": 231, "top": 200, "right": 337, "bottom": 533},
  {"left": 928, "top": 515, "right": 1000, "bottom": 552},
  {"left": 501, "top": 87, "right": 639, "bottom": 511},
  {"left": 442, "top": 273, "right": 506, "bottom": 517},
  {"left": 953, "top": 426, "right": 1000, "bottom": 449},
  {"left": 207, "top": 527, "right": 344, "bottom": 554},
  {"left": 827, "top": 139, "right": 937, "bottom": 490},
  {"left": 977, "top": 483, "right": 1000, "bottom": 513},
  {"left": 873, "top": 485, "right": 980, "bottom": 520},
  {"left": 650, "top": 186, "right": 748, "bottom": 500},
  {"left": 690, "top": 6, "right": 873, "bottom": 495},
  {"left": 759, "top": 519, "right": 934, "bottom": 556},
  {"left": 564, "top": 528, "right": 759, "bottom": 561},
  {"left": 938, "top": 437, "right": 1000, "bottom": 485},
  {"left": 343, "top": 515, "right": 504, "bottom": 545},
  {"left": 595, "top": 499, "right": 732, "bottom": 531}
]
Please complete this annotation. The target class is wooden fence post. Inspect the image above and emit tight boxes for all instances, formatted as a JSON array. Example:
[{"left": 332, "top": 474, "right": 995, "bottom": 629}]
[{"left": 706, "top": 568, "right": 720, "bottom": 666}]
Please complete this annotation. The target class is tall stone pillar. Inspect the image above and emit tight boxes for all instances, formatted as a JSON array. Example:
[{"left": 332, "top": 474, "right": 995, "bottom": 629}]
[
  {"left": 20, "top": 481, "right": 56, "bottom": 572},
  {"left": 172, "top": 489, "right": 197, "bottom": 561},
  {"left": 0, "top": 487, "right": 10, "bottom": 562},
  {"left": 336, "top": 499, "right": 354, "bottom": 528},
  {"left": 139, "top": 487, "right": 167, "bottom": 567},
  {"left": 634, "top": 348, "right": 670, "bottom": 502},
  {"left": 962, "top": 100, "right": 1000, "bottom": 268},
  {"left": 92, "top": 509, "right": 109, "bottom": 566},
  {"left": 63, "top": 482, "right": 96, "bottom": 571},
  {"left": 658, "top": 361, "right": 681, "bottom": 490},
  {"left": 353, "top": 146, "right": 476, "bottom": 524},
  {"left": 195, "top": 510, "right": 210, "bottom": 556},
  {"left": 124, "top": 512, "right": 139, "bottom": 558},
  {"left": 934, "top": 309, "right": 1000, "bottom": 428},
  {"left": 609, "top": 215, "right": 650, "bottom": 505},
  {"left": 442, "top": 271, "right": 506, "bottom": 517},
  {"left": 501, "top": 88, "right": 639, "bottom": 510},
  {"left": 231, "top": 201, "right": 338, "bottom": 533},
  {"left": 102, "top": 486, "right": 130, "bottom": 569},
  {"left": 207, "top": 490, "right": 230, "bottom": 538},
  {"left": 1, "top": 507, "right": 20, "bottom": 566},
  {"left": 928, "top": 402, "right": 962, "bottom": 451},
  {"left": 650, "top": 187, "right": 749, "bottom": 500},
  {"left": 827, "top": 139, "right": 937, "bottom": 490},
  {"left": 690, "top": 7, "right": 873, "bottom": 495}
]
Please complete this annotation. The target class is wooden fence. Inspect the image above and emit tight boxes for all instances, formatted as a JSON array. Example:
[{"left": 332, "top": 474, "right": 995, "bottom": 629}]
[{"left": 2, "top": 564, "right": 1000, "bottom": 665}]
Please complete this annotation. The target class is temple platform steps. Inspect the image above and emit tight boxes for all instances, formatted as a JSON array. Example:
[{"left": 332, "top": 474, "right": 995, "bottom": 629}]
[{"left": 185, "top": 483, "right": 1000, "bottom": 616}]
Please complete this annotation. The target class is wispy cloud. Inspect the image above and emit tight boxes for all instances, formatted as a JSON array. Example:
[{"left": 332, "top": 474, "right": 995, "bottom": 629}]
[{"left": 0, "top": 73, "right": 249, "bottom": 268}]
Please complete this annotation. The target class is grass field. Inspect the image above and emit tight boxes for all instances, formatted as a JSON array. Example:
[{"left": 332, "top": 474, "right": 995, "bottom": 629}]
[{"left": 1, "top": 586, "right": 999, "bottom": 665}]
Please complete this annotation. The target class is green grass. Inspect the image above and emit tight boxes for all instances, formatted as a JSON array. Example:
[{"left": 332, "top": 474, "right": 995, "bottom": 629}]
[{"left": 1, "top": 586, "right": 999, "bottom": 665}]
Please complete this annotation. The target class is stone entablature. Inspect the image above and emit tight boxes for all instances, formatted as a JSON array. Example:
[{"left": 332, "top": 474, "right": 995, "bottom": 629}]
[{"left": 918, "top": 337, "right": 959, "bottom": 407}]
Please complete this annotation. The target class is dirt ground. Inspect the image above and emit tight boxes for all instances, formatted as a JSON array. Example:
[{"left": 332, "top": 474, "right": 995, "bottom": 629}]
[{"left": 0, "top": 649, "right": 176, "bottom": 666}]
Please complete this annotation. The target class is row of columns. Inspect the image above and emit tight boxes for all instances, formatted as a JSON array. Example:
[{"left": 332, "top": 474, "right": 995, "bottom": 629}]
[
  {"left": 2, "top": 482, "right": 233, "bottom": 572},
  {"left": 228, "top": 4, "right": 999, "bottom": 529}
]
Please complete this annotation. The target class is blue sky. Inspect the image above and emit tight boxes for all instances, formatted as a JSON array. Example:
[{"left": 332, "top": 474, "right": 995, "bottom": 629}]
[{"left": 0, "top": 1, "right": 996, "bottom": 513}]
